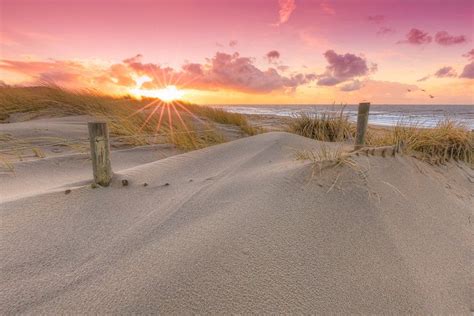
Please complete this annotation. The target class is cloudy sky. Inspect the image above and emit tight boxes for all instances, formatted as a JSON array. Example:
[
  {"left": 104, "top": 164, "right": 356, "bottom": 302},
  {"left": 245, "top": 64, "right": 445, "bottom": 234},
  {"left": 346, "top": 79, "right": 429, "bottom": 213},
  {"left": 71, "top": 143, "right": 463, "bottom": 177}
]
[{"left": 1, "top": 0, "right": 473, "bottom": 104}]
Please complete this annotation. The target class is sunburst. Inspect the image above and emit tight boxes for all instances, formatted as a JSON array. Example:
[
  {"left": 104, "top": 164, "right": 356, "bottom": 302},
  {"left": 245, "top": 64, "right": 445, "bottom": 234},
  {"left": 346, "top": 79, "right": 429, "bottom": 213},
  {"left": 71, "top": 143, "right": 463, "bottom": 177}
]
[{"left": 127, "top": 67, "right": 204, "bottom": 141}]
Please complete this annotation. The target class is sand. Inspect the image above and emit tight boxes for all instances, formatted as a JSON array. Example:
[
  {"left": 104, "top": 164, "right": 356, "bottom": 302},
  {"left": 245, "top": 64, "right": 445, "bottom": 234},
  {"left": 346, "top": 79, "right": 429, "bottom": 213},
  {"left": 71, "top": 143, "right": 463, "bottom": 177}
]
[{"left": 1, "top": 132, "right": 473, "bottom": 314}]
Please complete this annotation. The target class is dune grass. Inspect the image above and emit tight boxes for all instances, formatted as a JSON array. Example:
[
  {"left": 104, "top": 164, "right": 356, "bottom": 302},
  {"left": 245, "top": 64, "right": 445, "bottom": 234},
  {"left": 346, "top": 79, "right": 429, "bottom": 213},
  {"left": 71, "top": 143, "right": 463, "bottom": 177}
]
[
  {"left": 367, "top": 119, "right": 473, "bottom": 165},
  {"left": 288, "top": 110, "right": 354, "bottom": 142},
  {"left": 0, "top": 85, "right": 259, "bottom": 153},
  {"left": 288, "top": 108, "right": 473, "bottom": 166},
  {"left": 187, "top": 104, "right": 262, "bottom": 136}
]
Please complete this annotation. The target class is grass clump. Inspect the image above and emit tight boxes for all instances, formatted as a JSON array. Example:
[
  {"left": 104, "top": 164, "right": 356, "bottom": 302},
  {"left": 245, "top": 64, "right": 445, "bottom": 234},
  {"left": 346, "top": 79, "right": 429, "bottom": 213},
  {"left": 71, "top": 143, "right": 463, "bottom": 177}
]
[
  {"left": 369, "top": 119, "right": 473, "bottom": 165},
  {"left": 288, "top": 110, "right": 353, "bottom": 142}
]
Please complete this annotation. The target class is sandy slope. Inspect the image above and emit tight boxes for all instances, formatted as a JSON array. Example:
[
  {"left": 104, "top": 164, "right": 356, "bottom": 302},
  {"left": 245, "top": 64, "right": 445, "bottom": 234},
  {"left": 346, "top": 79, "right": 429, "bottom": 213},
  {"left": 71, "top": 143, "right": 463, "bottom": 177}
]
[
  {"left": 0, "top": 132, "right": 472, "bottom": 314},
  {"left": 0, "top": 144, "right": 181, "bottom": 203}
]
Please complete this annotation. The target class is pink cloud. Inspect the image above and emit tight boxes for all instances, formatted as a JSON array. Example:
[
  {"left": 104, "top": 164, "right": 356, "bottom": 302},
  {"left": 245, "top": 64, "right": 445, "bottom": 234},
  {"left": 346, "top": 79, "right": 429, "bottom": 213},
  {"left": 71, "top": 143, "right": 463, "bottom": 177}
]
[
  {"left": 266, "top": 50, "right": 280, "bottom": 63},
  {"left": 434, "top": 66, "right": 457, "bottom": 78},
  {"left": 399, "top": 28, "right": 432, "bottom": 45},
  {"left": 434, "top": 31, "right": 467, "bottom": 46},
  {"left": 460, "top": 62, "right": 474, "bottom": 79},
  {"left": 0, "top": 59, "right": 106, "bottom": 87},
  {"left": 182, "top": 63, "right": 204, "bottom": 76},
  {"left": 276, "top": 0, "right": 296, "bottom": 25},
  {"left": 367, "top": 15, "right": 385, "bottom": 24},
  {"left": 317, "top": 50, "right": 376, "bottom": 86},
  {"left": 0, "top": 59, "right": 86, "bottom": 78},
  {"left": 462, "top": 49, "right": 474, "bottom": 61},
  {"left": 1, "top": 52, "right": 318, "bottom": 94},
  {"left": 377, "top": 27, "right": 395, "bottom": 36},
  {"left": 123, "top": 54, "right": 143, "bottom": 64},
  {"left": 229, "top": 40, "right": 238, "bottom": 48},
  {"left": 417, "top": 75, "right": 430, "bottom": 82},
  {"left": 340, "top": 80, "right": 364, "bottom": 92},
  {"left": 188, "top": 52, "right": 315, "bottom": 93}
]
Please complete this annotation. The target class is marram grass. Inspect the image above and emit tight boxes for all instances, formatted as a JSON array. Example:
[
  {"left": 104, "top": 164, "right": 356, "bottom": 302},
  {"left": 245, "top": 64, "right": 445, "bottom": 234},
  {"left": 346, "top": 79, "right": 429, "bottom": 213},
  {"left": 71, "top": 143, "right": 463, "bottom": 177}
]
[
  {"left": 288, "top": 111, "right": 354, "bottom": 142},
  {"left": 0, "top": 85, "right": 256, "bottom": 151},
  {"left": 288, "top": 108, "right": 473, "bottom": 166}
]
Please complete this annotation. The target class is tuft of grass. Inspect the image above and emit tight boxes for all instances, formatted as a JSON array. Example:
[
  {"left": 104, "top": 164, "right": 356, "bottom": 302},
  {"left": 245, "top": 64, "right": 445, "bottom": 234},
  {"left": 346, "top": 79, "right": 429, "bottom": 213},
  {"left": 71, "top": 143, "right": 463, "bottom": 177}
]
[
  {"left": 288, "top": 109, "right": 353, "bottom": 142},
  {"left": 368, "top": 119, "right": 473, "bottom": 165}
]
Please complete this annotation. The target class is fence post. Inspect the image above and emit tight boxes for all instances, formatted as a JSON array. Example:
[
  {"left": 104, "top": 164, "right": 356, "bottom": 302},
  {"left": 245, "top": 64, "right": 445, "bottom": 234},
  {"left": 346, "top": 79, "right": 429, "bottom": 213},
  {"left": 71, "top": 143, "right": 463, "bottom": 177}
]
[
  {"left": 88, "top": 122, "right": 112, "bottom": 186},
  {"left": 355, "top": 102, "right": 370, "bottom": 150}
]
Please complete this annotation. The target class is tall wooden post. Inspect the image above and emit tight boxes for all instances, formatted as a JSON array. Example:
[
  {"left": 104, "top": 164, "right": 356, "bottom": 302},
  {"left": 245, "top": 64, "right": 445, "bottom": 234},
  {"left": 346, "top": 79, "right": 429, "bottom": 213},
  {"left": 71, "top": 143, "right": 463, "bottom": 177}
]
[
  {"left": 355, "top": 102, "right": 370, "bottom": 150},
  {"left": 88, "top": 122, "right": 112, "bottom": 186}
]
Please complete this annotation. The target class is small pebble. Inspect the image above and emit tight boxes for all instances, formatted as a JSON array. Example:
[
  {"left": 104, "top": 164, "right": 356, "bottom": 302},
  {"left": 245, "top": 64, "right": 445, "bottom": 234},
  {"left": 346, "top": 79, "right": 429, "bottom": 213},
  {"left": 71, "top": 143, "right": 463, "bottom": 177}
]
[
  {"left": 64, "top": 189, "right": 71, "bottom": 195},
  {"left": 122, "top": 179, "right": 129, "bottom": 186},
  {"left": 143, "top": 183, "right": 148, "bottom": 187},
  {"left": 164, "top": 182, "right": 170, "bottom": 186},
  {"left": 189, "top": 179, "right": 193, "bottom": 182},
  {"left": 91, "top": 183, "right": 98, "bottom": 189}
]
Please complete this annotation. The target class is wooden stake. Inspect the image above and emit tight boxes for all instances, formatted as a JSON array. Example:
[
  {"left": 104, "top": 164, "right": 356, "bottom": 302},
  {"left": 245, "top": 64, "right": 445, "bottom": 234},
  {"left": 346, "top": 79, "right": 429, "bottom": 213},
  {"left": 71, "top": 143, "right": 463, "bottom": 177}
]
[
  {"left": 88, "top": 122, "right": 112, "bottom": 186},
  {"left": 355, "top": 102, "right": 370, "bottom": 150}
]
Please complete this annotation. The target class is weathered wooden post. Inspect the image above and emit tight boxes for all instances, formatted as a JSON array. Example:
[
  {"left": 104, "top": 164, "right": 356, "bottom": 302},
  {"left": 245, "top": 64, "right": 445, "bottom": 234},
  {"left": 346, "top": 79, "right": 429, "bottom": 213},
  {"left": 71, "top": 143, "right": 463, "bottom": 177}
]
[
  {"left": 88, "top": 122, "right": 112, "bottom": 186},
  {"left": 355, "top": 102, "right": 370, "bottom": 150}
]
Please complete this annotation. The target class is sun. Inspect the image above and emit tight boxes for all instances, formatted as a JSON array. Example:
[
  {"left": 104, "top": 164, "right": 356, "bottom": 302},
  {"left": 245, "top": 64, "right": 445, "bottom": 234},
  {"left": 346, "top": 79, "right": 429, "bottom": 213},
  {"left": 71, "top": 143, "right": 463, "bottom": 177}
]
[
  {"left": 153, "top": 85, "right": 185, "bottom": 102},
  {"left": 130, "top": 85, "right": 185, "bottom": 102}
]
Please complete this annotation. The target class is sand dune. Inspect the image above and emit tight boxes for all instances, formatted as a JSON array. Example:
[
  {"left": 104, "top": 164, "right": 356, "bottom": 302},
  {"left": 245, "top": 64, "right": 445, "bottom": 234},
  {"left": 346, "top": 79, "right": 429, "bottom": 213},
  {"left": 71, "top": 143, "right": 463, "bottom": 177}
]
[
  {"left": 0, "top": 144, "right": 181, "bottom": 203},
  {"left": 1, "top": 132, "right": 472, "bottom": 313}
]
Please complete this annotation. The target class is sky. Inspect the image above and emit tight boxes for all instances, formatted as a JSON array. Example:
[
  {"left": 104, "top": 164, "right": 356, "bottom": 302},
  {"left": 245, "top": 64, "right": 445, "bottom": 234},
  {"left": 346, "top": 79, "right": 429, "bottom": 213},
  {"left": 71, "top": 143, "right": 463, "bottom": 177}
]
[{"left": 0, "top": 0, "right": 473, "bottom": 105}]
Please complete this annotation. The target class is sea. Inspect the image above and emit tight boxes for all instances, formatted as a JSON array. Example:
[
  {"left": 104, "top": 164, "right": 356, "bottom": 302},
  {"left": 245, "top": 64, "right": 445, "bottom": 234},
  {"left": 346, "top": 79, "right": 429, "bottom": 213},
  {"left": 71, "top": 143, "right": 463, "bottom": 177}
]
[{"left": 211, "top": 104, "right": 474, "bottom": 129}]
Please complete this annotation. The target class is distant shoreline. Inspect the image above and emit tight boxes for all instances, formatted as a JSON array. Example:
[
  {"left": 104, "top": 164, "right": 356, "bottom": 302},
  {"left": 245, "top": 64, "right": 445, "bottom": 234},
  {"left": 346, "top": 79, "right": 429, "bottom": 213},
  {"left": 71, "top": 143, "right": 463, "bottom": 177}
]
[{"left": 214, "top": 104, "right": 474, "bottom": 129}]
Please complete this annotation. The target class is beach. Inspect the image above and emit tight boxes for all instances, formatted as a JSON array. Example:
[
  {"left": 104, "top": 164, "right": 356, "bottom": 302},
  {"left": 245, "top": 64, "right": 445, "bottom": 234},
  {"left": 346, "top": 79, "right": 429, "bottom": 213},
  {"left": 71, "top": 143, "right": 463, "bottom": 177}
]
[
  {"left": 2, "top": 0, "right": 474, "bottom": 312},
  {"left": 1, "top": 114, "right": 473, "bottom": 313}
]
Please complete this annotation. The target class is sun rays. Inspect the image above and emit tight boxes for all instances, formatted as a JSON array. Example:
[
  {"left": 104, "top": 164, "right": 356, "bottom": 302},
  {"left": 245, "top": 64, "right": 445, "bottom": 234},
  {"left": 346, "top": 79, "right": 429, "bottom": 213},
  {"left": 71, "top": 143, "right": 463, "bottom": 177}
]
[{"left": 127, "top": 68, "right": 205, "bottom": 142}]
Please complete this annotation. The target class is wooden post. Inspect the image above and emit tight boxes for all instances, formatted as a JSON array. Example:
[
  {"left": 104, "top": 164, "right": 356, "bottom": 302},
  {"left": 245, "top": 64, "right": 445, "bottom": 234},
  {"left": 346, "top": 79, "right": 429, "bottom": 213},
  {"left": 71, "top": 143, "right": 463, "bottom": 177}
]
[
  {"left": 355, "top": 102, "right": 370, "bottom": 150},
  {"left": 88, "top": 122, "right": 112, "bottom": 186}
]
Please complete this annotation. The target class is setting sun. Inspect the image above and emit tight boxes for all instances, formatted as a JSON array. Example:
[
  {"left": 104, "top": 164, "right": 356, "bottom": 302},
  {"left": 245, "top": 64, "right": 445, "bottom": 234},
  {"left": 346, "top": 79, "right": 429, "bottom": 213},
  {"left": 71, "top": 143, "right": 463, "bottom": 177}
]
[
  {"left": 130, "top": 85, "right": 185, "bottom": 102},
  {"left": 154, "top": 85, "right": 185, "bottom": 102}
]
